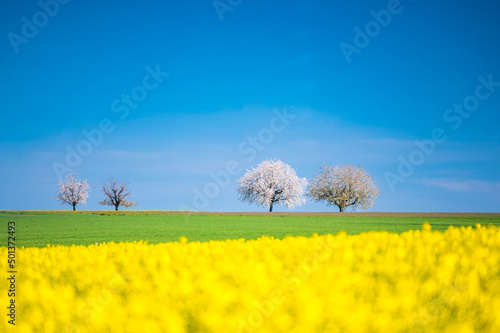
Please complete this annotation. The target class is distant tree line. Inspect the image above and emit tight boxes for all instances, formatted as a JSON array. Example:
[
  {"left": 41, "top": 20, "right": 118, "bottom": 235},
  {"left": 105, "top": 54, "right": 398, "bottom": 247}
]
[
  {"left": 237, "top": 159, "right": 380, "bottom": 212},
  {"left": 56, "top": 160, "right": 380, "bottom": 212},
  {"left": 55, "top": 172, "right": 138, "bottom": 211}
]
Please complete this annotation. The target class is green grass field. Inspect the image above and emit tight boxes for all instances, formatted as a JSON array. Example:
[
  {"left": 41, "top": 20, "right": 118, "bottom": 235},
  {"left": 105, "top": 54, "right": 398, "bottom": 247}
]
[{"left": 2, "top": 211, "right": 500, "bottom": 247}]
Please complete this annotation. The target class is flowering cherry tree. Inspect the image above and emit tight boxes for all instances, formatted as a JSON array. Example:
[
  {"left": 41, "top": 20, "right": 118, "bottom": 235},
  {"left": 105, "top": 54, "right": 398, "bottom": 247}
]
[
  {"left": 56, "top": 171, "right": 91, "bottom": 211},
  {"left": 307, "top": 164, "right": 380, "bottom": 212},
  {"left": 237, "top": 159, "right": 307, "bottom": 212},
  {"left": 98, "top": 178, "right": 138, "bottom": 211}
]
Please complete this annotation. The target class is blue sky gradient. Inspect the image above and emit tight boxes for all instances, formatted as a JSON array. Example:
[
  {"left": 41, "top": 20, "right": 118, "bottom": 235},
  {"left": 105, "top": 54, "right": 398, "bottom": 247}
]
[{"left": 1, "top": 0, "right": 499, "bottom": 212}]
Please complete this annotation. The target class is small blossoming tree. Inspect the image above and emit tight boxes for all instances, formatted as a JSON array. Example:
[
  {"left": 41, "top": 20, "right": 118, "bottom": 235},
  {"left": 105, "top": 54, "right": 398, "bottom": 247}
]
[
  {"left": 307, "top": 164, "right": 380, "bottom": 212},
  {"left": 237, "top": 159, "right": 307, "bottom": 212},
  {"left": 56, "top": 171, "right": 91, "bottom": 211}
]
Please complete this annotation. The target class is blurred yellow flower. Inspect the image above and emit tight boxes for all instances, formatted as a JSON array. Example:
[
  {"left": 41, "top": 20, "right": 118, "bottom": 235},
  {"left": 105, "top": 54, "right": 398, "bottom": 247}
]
[{"left": 1, "top": 224, "right": 499, "bottom": 332}]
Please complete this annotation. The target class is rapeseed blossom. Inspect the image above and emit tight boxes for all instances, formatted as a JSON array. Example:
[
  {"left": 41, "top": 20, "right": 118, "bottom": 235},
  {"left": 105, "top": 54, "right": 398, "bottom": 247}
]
[{"left": 1, "top": 224, "right": 499, "bottom": 332}]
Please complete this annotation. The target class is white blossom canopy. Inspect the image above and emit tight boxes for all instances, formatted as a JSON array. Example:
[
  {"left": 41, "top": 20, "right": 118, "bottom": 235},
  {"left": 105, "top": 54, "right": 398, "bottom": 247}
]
[
  {"left": 56, "top": 171, "right": 91, "bottom": 211},
  {"left": 307, "top": 164, "right": 380, "bottom": 212},
  {"left": 237, "top": 159, "right": 307, "bottom": 212}
]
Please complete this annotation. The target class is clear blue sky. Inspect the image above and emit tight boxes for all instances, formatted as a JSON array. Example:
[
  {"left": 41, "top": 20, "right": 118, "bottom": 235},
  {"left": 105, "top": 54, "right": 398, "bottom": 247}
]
[{"left": 1, "top": 0, "right": 499, "bottom": 212}]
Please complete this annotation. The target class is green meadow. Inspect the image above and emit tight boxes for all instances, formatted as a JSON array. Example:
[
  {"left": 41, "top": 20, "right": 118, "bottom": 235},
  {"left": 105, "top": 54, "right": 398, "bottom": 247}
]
[{"left": 2, "top": 211, "right": 500, "bottom": 248}]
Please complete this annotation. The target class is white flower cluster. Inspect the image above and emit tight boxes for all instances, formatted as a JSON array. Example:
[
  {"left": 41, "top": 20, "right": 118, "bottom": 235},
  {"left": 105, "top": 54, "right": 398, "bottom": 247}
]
[
  {"left": 56, "top": 172, "right": 91, "bottom": 210},
  {"left": 237, "top": 159, "right": 307, "bottom": 212},
  {"left": 237, "top": 160, "right": 380, "bottom": 212}
]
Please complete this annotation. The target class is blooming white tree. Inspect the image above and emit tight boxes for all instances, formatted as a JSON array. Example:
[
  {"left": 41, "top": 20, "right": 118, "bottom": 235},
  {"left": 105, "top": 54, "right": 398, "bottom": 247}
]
[
  {"left": 237, "top": 159, "right": 307, "bottom": 212},
  {"left": 307, "top": 164, "right": 380, "bottom": 212},
  {"left": 56, "top": 171, "right": 91, "bottom": 211},
  {"left": 98, "top": 178, "right": 138, "bottom": 211}
]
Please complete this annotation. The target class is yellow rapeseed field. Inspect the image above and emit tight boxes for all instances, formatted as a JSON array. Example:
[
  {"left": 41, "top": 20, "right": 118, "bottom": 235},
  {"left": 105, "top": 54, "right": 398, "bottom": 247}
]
[{"left": 1, "top": 223, "right": 500, "bottom": 332}]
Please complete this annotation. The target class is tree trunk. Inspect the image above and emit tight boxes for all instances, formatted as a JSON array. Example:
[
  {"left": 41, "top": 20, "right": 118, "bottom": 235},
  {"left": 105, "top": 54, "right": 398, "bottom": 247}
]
[
  {"left": 269, "top": 202, "right": 273, "bottom": 212},
  {"left": 115, "top": 205, "right": 119, "bottom": 211},
  {"left": 72, "top": 204, "right": 76, "bottom": 211},
  {"left": 339, "top": 205, "right": 344, "bottom": 212}
]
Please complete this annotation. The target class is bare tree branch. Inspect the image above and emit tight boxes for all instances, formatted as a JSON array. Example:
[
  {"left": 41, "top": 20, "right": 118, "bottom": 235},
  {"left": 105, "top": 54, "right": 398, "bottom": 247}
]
[{"left": 98, "top": 178, "right": 138, "bottom": 211}]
